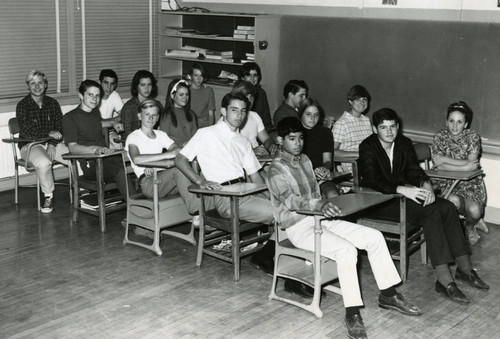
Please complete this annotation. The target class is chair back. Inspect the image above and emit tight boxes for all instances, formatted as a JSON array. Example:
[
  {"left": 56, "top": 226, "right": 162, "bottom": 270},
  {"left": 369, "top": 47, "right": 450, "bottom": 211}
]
[
  {"left": 413, "top": 143, "right": 431, "bottom": 170},
  {"left": 8, "top": 118, "right": 20, "bottom": 162}
]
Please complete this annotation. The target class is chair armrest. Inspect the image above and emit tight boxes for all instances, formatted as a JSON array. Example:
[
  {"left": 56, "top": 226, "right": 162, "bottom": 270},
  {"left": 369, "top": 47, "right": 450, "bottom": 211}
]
[
  {"left": 2, "top": 137, "right": 52, "bottom": 144},
  {"left": 188, "top": 183, "right": 267, "bottom": 197},
  {"left": 62, "top": 150, "right": 123, "bottom": 160}
]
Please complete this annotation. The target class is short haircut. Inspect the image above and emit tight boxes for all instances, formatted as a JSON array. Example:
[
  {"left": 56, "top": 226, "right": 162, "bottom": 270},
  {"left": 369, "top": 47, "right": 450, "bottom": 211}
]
[
  {"left": 347, "top": 85, "right": 371, "bottom": 102},
  {"left": 130, "top": 70, "right": 158, "bottom": 98},
  {"left": 231, "top": 80, "right": 257, "bottom": 97},
  {"left": 297, "top": 97, "right": 325, "bottom": 122},
  {"left": 283, "top": 80, "right": 308, "bottom": 99},
  {"left": 99, "top": 69, "right": 118, "bottom": 83},
  {"left": 138, "top": 99, "right": 162, "bottom": 113},
  {"left": 187, "top": 63, "right": 207, "bottom": 79},
  {"left": 26, "top": 69, "right": 48, "bottom": 86},
  {"left": 221, "top": 91, "right": 250, "bottom": 110},
  {"left": 372, "top": 108, "right": 399, "bottom": 127},
  {"left": 447, "top": 101, "right": 473, "bottom": 127},
  {"left": 238, "top": 62, "right": 262, "bottom": 84},
  {"left": 78, "top": 79, "right": 103, "bottom": 98},
  {"left": 276, "top": 116, "right": 304, "bottom": 138}
]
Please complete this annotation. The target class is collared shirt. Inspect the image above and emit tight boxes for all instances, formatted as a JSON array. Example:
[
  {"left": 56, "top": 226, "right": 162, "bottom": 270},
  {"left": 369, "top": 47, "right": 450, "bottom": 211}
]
[
  {"left": 332, "top": 111, "right": 372, "bottom": 152},
  {"left": 16, "top": 94, "right": 63, "bottom": 149},
  {"left": 180, "top": 120, "right": 261, "bottom": 183},
  {"left": 267, "top": 150, "right": 323, "bottom": 229}
]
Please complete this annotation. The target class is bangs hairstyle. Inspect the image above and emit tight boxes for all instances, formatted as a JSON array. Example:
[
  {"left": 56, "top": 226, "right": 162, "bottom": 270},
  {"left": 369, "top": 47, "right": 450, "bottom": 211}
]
[
  {"left": 26, "top": 69, "right": 48, "bottom": 86},
  {"left": 277, "top": 116, "right": 304, "bottom": 138},
  {"left": 78, "top": 79, "right": 103, "bottom": 98},
  {"left": 447, "top": 101, "right": 473, "bottom": 127},
  {"left": 163, "top": 79, "right": 193, "bottom": 128},
  {"left": 131, "top": 70, "right": 158, "bottom": 98},
  {"left": 347, "top": 84, "right": 371, "bottom": 102},
  {"left": 297, "top": 97, "right": 325, "bottom": 122},
  {"left": 99, "top": 69, "right": 118, "bottom": 83},
  {"left": 283, "top": 80, "right": 308, "bottom": 98},
  {"left": 232, "top": 80, "right": 257, "bottom": 97},
  {"left": 221, "top": 91, "right": 250, "bottom": 110},
  {"left": 238, "top": 62, "right": 262, "bottom": 83},
  {"left": 372, "top": 107, "right": 399, "bottom": 127},
  {"left": 187, "top": 63, "right": 208, "bottom": 80}
]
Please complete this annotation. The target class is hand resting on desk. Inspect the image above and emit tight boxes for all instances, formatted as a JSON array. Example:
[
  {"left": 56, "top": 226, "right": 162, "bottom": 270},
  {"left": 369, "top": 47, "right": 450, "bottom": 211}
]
[{"left": 320, "top": 201, "right": 342, "bottom": 218}]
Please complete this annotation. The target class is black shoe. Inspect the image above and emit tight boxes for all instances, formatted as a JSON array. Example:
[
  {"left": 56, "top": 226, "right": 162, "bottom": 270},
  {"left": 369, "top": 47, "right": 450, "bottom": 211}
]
[
  {"left": 455, "top": 269, "right": 489, "bottom": 290},
  {"left": 249, "top": 255, "right": 274, "bottom": 276},
  {"left": 378, "top": 292, "right": 423, "bottom": 316},
  {"left": 345, "top": 314, "right": 367, "bottom": 339},
  {"left": 41, "top": 196, "right": 54, "bottom": 213},
  {"left": 283, "top": 279, "right": 326, "bottom": 299},
  {"left": 435, "top": 280, "right": 470, "bottom": 304}
]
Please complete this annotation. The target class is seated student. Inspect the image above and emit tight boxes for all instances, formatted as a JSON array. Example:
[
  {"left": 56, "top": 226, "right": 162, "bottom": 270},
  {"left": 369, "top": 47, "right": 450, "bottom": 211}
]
[
  {"left": 16, "top": 69, "right": 69, "bottom": 213},
  {"left": 125, "top": 99, "right": 199, "bottom": 211},
  {"left": 238, "top": 62, "right": 273, "bottom": 135},
  {"left": 159, "top": 79, "right": 197, "bottom": 147},
  {"left": 121, "top": 70, "right": 160, "bottom": 140},
  {"left": 333, "top": 85, "right": 373, "bottom": 172},
  {"left": 298, "top": 98, "right": 340, "bottom": 198},
  {"left": 62, "top": 80, "right": 135, "bottom": 199},
  {"left": 187, "top": 63, "right": 215, "bottom": 128},
  {"left": 359, "top": 108, "right": 489, "bottom": 306},
  {"left": 272, "top": 80, "right": 308, "bottom": 127},
  {"left": 231, "top": 80, "right": 278, "bottom": 156},
  {"left": 268, "top": 117, "right": 422, "bottom": 339},
  {"left": 98, "top": 69, "right": 124, "bottom": 150},
  {"left": 431, "top": 101, "right": 488, "bottom": 245},
  {"left": 175, "top": 92, "right": 318, "bottom": 298}
]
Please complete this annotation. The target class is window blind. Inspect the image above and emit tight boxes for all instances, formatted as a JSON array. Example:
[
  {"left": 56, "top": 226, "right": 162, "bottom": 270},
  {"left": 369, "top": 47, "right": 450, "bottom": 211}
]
[{"left": 0, "top": 0, "right": 69, "bottom": 100}]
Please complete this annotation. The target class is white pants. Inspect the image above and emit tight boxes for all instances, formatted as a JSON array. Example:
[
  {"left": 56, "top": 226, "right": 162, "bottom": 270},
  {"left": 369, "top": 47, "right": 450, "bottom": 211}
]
[
  {"left": 286, "top": 216, "right": 401, "bottom": 307},
  {"left": 20, "top": 143, "right": 69, "bottom": 195}
]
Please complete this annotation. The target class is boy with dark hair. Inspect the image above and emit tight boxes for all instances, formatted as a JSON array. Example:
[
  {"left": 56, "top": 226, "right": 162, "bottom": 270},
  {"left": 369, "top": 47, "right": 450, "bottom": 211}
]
[
  {"left": 272, "top": 80, "right": 308, "bottom": 126},
  {"left": 359, "top": 108, "right": 489, "bottom": 306},
  {"left": 99, "top": 69, "right": 123, "bottom": 149},
  {"left": 268, "top": 116, "right": 422, "bottom": 339}
]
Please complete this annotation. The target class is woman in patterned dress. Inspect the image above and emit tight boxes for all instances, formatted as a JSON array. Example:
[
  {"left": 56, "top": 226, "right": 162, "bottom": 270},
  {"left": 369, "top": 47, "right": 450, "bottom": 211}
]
[{"left": 431, "top": 101, "right": 487, "bottom": 245}]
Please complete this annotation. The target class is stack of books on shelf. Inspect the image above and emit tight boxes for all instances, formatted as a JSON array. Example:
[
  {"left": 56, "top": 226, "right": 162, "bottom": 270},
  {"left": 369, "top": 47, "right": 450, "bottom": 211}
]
[
  {"left": 241, "top": 53, "right": 254, "bottom": 63},
  {"left": 79, "top": 191, "right": 123, "bottom": 211},
  {"left": 233, "top": 25, "right": 255, "bottom": 40},
  {"left": 204, "top": 50, "right": 234, "bottom": 63},
  {"left": 165, "top": 49, "right": 200, "bottom": 59}
]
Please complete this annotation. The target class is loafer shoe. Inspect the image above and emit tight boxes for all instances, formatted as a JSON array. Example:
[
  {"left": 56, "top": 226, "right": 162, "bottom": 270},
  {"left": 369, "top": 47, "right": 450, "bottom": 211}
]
[
  {"left": 249, "top": 255, "right": 274, "bottom": 276},
  {"left": 455, "top": 269, "right": 489, "bottom": 290},
  {"left": 474, "top": 219, "right": 489, "bottom": 234},
  {"left": 435, "top": 280, "right": 470, "bottom": 304},
  {"left": 283, "top": 279, "right": 325, "bottom": 299},
  {"left": 378, "top": 292, "right": 423, "bottom": 316},
  {"left": 345, "top": 314, "right": 367, "bottom": 339}
]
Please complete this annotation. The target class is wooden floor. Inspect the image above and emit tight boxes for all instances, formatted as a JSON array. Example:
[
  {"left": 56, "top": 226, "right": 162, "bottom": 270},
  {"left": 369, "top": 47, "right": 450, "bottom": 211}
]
[{"left": 0, "top": 186, "right": 498, "bottom": 339}]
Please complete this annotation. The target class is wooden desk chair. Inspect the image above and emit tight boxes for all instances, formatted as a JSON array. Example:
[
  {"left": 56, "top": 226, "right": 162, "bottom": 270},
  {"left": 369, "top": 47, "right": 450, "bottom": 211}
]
[
  {"left": 333, "top": 154, "right": 359, "bottom": 188},
  {"left": 355, "top": 144, "right": 430, "bottom": 282},
  {"left": 122, "top": 156, "right": 195, "bottom": 256},
  {"left": 62, "top": 151, "right": 126, "bottom": 233},
  {"left": 3, "top": 117, "right": 71, "bottom": 210},
  {"left": 189, "top": 183, "right": 272, "bottom": 281},
  {"left": 269, "top": 216, "right": 341, "bottom": 318}
]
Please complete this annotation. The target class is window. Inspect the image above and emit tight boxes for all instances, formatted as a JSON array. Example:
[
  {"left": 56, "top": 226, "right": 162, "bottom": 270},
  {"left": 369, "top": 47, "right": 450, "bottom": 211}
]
[{"left": 0, "top": 0, "right": 157, "bottom": 104}]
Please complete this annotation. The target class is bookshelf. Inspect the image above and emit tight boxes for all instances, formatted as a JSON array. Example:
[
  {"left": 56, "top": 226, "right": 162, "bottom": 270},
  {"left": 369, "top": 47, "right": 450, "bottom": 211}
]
[{"left": 158, "top": 10, "right": 281, "bottom": 114}]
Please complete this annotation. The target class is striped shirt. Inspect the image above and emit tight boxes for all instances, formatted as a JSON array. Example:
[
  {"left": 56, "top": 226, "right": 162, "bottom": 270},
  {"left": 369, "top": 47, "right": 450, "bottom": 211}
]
[{"left": 267, "top": 151, "right": 323, "bottom": 229}]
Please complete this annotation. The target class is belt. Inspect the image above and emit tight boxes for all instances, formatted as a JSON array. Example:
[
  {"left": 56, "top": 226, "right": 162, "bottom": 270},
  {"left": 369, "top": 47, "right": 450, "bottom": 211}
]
[{"left": 220, "top": 177, "right": 245, "bottom": 186}]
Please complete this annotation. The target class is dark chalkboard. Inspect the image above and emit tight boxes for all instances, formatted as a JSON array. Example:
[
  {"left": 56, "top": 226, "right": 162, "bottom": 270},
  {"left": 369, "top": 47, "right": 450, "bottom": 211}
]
[{"left": 277, "top": 16, "right": 500, "bottom": 151}]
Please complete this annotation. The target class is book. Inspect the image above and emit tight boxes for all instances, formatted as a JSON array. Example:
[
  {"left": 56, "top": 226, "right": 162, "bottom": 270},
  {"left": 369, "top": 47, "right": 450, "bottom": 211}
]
[
  {"left": 221, "top": 58, "right": 234, "bottom": 63},
  {"left": 247, "top": 34, "right": 255, "bottom": 40},
  {"left": 79, "top": 191, "right": 123, "bottom": 210},
  {"left": 233, "top": 34, "right": 247, "bottom": 39},
  {"left": 236, "top": 25, "right": 255, "bottom": 30},
  {"left": 165, "top": 49, "right": 200, "bottom": 58},
  {"left": 234, "top": 29, "right": 255, "bottom": 35}
]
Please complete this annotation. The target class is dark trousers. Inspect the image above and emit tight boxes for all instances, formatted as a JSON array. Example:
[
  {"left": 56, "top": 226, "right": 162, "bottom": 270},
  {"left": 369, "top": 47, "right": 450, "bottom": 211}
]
[
  {"left": 79, "top": 154, "right": 136, "bottom": 199},
  {"left": 366, "top": 196, "right": 470, "bottom": 267}
]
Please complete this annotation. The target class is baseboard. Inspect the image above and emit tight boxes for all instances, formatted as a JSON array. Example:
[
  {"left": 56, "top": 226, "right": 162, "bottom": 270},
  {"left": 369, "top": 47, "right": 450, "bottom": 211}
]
[
  {"left": 484, "top": 206, "right": 500, "bottom": 226},
  {"left": 0, "top": 167, "right": 70, "bottom": 192}
]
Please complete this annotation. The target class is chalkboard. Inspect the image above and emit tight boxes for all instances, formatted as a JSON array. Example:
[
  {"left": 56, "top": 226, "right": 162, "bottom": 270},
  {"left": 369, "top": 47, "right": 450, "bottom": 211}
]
[{"left": 277, "top": 16, "right": 500, "bottom": 151}]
